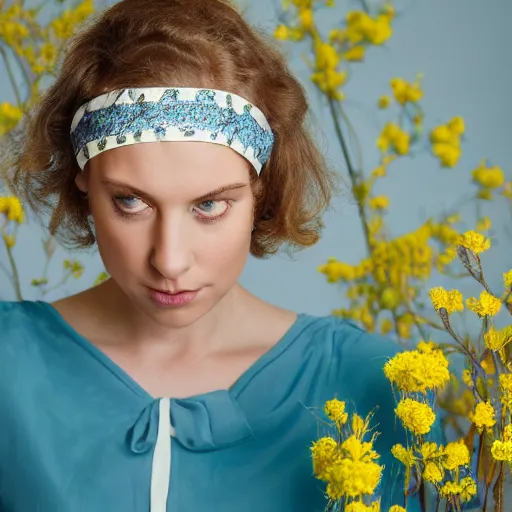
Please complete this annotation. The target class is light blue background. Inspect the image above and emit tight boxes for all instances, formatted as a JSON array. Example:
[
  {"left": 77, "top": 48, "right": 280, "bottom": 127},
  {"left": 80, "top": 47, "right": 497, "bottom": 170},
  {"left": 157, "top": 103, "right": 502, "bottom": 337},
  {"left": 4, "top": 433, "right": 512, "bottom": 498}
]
[{"left": 1, "top": 0, "right": 510, "bottom": 334}]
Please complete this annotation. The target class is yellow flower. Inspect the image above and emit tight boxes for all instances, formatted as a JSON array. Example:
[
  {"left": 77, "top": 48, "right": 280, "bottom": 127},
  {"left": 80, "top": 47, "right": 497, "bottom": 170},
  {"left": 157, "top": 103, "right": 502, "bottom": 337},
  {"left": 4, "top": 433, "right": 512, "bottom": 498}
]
[
  {"left": 491, "top": 440, "right": 512, "bottom": 463},
  {"left": 326, "top": 458, "right": 383, "bottom": 499},
  {"left": 340, "top": 435, "right": 379, "bottom": 463},
  {"left": 315, "top": 41, "right": 340, "bottom": 69},
  {"left": 504, "top": 424, "right": 512, "bottom": 442},
  {"left": 344, "top": 45, "right": 365, "bottom": 61},
  {"left": 298, "top": 8, "right": 314, "bottom": 31},
  {"left": 368, "top": 14, "right": 393, "bottom": 45},
  {"left": 311, "top": 436, "right": 339, "bottom": 480},
  {"left": 430, "top": 117, "right": 464, "bottom": 167},
  {"left": 439, "top": 481, "right": 462, "bottom": 498},
  {"left": 377, "top": 122, "right": 410, "bottom": 155},
  {"left": 345, "top": 11, "right": 393, "bottom": 46},
  {"left": 63, "top": 259, "right": 84, "bottom": 279},
  {"left": 390, "top": 77, "right": 423, "bottom": 105},
  {"left": 274, "top": 24, "right": 290, "bottom": 40},
  {"left": 442, "top": 440, "right": 470, "bottom": 470},
  {"left": 423, "top": 462, "right": 444, "bottom": 483},
  {"left": 466, "top": 291, "right": 501, "bottom": 317},
  {"left": 3, "top": 234, "right": 16, "bottom": 248},
  {"left": 391, "top": 443, "right": 416, "bottom": 467},
  {"left": 324, "top": 398, "right": 348, "bottom": 425},
  {"left": 345, "top": 11, "right": 374, "bottom": 44},
  {"left": 499, "top": 373, "right": 512, "bottom": 410},
  {"left": 384, "top": 346, "right": 450, "bottom": 394},
  {"left": 462, "top": 369, "right": 474, "bottom": 388},
  {"left": 459, "top": 477, "right": 477, "bottom": 502},
  {"left": 469, "top": 401, "right": 496, "bottom": 433},
  {"left": 503, "top": 270, "right": 512, "bottom": 288},
  {"left": 472, "top": 160, "right": 505, "bottom": 189},
  {"left": 369, "top": 195, "right": 389, "bottom": 210},
  {"left": 428, "top": 287, "right": 464, "bottom": 314},
  {"left": 458, "top": 230, "right": 491, "bottom": 254},
  {"left": 0, "top": 102, "right": 23, "bottom": 136},
  {"left": 311, "top": 68, "right": 347, "bottom": 99},
  {"left": 389, "top": 507, "right": 407, "bottom": 512},
  {"left": 378, "top": 95, "right": 391, "bottom": 109},
  {"left": 420, "top": 441, "right": 443, "bottom": 460},
  {"left": 484, "top": 328, "right": 509, "bottom": 352},
  {"left": 0, "top": 197, "right": 24, "bottom": 223},
  {"left": 318, "top": 258, "right": 357, "bottom": 282},
  {"left": 351, "top": 414, "right": 366, "bottom": 439},
  {"left": 448, "top": 116, "right": 465, "bottom": 135},
  {"left": 395, "top": 398, "right": 436, "bottom": 436}
]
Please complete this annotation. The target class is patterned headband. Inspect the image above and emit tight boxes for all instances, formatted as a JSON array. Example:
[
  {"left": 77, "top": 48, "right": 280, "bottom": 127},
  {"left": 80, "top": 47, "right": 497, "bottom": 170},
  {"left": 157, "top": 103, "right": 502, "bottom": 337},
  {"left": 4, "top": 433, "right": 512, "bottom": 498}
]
[{"left": 70, "top": 87, "right": 275, "bottom": 174}]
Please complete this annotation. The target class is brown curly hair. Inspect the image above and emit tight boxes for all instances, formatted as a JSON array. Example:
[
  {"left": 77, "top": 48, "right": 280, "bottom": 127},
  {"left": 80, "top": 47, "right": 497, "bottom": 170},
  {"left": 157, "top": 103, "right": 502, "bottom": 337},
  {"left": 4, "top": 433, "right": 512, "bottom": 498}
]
[{"left": 11, "top": 0, "right": 338, "bottom": 258}]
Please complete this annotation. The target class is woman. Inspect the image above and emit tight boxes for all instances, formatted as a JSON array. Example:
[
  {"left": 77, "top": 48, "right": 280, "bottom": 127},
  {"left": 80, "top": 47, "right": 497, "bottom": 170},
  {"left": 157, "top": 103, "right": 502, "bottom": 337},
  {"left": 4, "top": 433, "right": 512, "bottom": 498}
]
[{"left": 0, "top": 0, "right": 409, "bottom": 510}]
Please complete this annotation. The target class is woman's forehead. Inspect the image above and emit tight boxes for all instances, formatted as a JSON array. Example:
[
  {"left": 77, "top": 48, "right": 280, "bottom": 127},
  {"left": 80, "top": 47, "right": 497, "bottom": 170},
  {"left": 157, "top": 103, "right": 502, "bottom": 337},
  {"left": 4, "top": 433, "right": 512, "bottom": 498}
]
[{"left": 89, "top": 141, "right": 252, "bottom": 197}]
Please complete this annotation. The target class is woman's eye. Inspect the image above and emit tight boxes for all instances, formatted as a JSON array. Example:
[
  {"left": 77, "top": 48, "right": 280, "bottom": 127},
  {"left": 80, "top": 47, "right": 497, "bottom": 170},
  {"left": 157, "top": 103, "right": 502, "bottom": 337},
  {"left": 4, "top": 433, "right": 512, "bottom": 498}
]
[
  {"left": 114, "top": 195, "right": 148, "bottom": 214},
  {"left": 194, "top": 200, "right": 229, "bottom": 219}
]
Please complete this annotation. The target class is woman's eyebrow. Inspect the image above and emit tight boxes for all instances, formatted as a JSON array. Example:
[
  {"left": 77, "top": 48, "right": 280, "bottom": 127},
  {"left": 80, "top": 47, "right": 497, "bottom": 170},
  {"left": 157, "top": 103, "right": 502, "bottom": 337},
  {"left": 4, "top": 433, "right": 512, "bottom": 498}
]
[
  {"left": 101, "top": 179, "right": 248, "bottom": 202},
  {"left": 192, "top": 183, "right": 248, "bottom": 202}
]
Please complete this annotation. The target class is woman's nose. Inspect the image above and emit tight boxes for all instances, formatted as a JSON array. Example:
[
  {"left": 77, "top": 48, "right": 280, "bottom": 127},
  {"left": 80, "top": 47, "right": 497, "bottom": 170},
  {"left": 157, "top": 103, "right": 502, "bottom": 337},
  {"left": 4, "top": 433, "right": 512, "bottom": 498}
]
[{"left": 150, "top": 218, "right": 193, "bottom": 280}]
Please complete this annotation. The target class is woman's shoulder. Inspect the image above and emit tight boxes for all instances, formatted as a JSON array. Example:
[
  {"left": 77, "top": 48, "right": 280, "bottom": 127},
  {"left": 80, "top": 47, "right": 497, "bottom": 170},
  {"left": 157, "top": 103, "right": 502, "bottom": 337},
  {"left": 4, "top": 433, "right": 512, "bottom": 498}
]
[
  {"left": 295, "top": 313, "right": 401, "bottom": 392},
  {"left": 299, "top": 313, "right": 401, "bottom": 361},
  {"left": 0, "top": 300, "right": 57, "bottom": 358},
  {"left": 0, "top": 299, "right": 48, "bottom": 328}
]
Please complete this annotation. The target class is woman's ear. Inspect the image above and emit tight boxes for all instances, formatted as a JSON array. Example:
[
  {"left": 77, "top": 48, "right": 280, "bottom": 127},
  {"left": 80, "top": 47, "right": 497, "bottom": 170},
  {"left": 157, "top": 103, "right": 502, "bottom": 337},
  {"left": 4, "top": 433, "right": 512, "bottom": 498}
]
[{"left": 75, "top": 167, "right": 90, "bottom": 194}]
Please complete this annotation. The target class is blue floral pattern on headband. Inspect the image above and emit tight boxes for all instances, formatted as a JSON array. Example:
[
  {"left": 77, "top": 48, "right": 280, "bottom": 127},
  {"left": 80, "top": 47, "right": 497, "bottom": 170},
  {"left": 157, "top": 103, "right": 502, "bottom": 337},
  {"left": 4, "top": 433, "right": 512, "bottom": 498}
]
[{"left": 70, "top": 88, "right": 274, "bottom": 173}]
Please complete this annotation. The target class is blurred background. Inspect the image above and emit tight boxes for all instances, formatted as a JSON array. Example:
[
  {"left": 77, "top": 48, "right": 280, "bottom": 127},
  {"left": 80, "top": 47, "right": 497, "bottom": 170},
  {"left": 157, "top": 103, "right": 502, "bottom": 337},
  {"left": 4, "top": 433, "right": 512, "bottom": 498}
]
[{"left": 1, "top": 0, "right": 510, "bottom": 320}]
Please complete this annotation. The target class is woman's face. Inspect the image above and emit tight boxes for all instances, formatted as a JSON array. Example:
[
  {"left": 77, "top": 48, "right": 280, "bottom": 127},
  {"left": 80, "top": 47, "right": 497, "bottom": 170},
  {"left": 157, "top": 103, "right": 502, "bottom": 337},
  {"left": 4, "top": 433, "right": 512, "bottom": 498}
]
[{"left": 76, "top": 141, "right": 255, "bottom": 326}]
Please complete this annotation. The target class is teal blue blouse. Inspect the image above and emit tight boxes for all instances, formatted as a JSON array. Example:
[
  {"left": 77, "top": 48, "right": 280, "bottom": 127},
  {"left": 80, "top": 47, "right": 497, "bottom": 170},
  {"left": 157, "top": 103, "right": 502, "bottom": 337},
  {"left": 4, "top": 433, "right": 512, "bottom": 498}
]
[{"left": 0, "top": 300, "right": 410, "bottom": 511}]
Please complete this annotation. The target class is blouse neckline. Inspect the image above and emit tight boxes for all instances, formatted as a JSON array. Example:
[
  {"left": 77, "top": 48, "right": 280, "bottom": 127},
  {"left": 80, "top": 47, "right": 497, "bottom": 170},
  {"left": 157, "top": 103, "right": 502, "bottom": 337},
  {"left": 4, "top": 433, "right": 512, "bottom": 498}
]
[{"left": 36, "top": 300, "right": 311, "bottom": 403}]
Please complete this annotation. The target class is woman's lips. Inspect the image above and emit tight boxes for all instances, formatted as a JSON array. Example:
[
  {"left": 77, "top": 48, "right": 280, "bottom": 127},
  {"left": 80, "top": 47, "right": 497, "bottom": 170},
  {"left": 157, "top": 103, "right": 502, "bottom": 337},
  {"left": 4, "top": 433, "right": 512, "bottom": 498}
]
[{"left": 148, "top": 288, "right": 199, "bottom": 307}]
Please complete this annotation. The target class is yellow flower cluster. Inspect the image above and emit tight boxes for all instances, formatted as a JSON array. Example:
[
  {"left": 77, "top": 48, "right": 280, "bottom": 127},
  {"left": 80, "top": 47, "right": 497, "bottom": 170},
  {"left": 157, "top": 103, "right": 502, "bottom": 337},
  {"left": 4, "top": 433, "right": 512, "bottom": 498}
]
[
  {"left": 466, "top": 291, "right": 502, "bottom": 317},
  {"left": 369, "top": 195, "right": 389, "bottom": 210},
  {"left": 439, "top": 477, "right": 477, "bottom": 503},
  {"left": 395, "top": 398, "right": 436, "bottom": 436},
  {"left": 443, "top": 440, "right": 470, "bottom": 470},
  {"left": 491, "top": 425, "right": 512, "bottom": 463},
  {"left": 345, "top": 9, "right": 394, "bottom": 46},
  {"left": 472, "top": 159, "right": 505, "bottom": 194},
  {"left": 311, "top": 40, "right": 347, "bottom": 100},
  {"left": 391, "top": 438, "right": 476, "bottom": 502},
  {"left": 469, "top": 401, "right": 496, "bottom": 433},
  {"left": 0, "top": 102, "right": 23, "bottom": 137},
  {"left": 0, "top": 3, "right": 29, "bottom": 53},
  {"left": 0, "top": 0, "right": 94, "bottom": 82},
  {"left": 324, "top": 398, "right": 348, "bottom": 425},
  {"left": 504, "top": 270, "right": 512, "bottom": 289},
  {"left": 50, "top": 0, "right": 94, "bottom": 40},
  {"left": 0, "top": 196, "right": 24, "bottom": 224},
  {"left": 429, "top": 287, "right": 464, "bottom": 314},
  {"left": 491, "top": 439, "right": 512, "bottom": 463},
  {"left": 63, "top": 259, "right": 85, "bottom": 279},
  {"left": 430, "top": 116, "right": 465, "bottom": 167},
  {"left": 311, "top": 400, "right": 384, "bottom": 504},
  {"left": 457, "top": 229, "right": 491, "bottom": 254},
  {"left": 384, "top": 342, "right": 450, "bottom": 394},
  {"left": 390, "top": 77, "right": 423, "bottom": 105},
  {"left": 499, "top": 373, "right": 512, "bottom": 410},
  {"left": 377, "top": 122, "right": 410, "bottom": 155},
  {"left": 484, "top": 326, "right": 512, "bottom": 352},
  {"left": 319, "top": 219, "right": 464, "bottom": 337}
]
